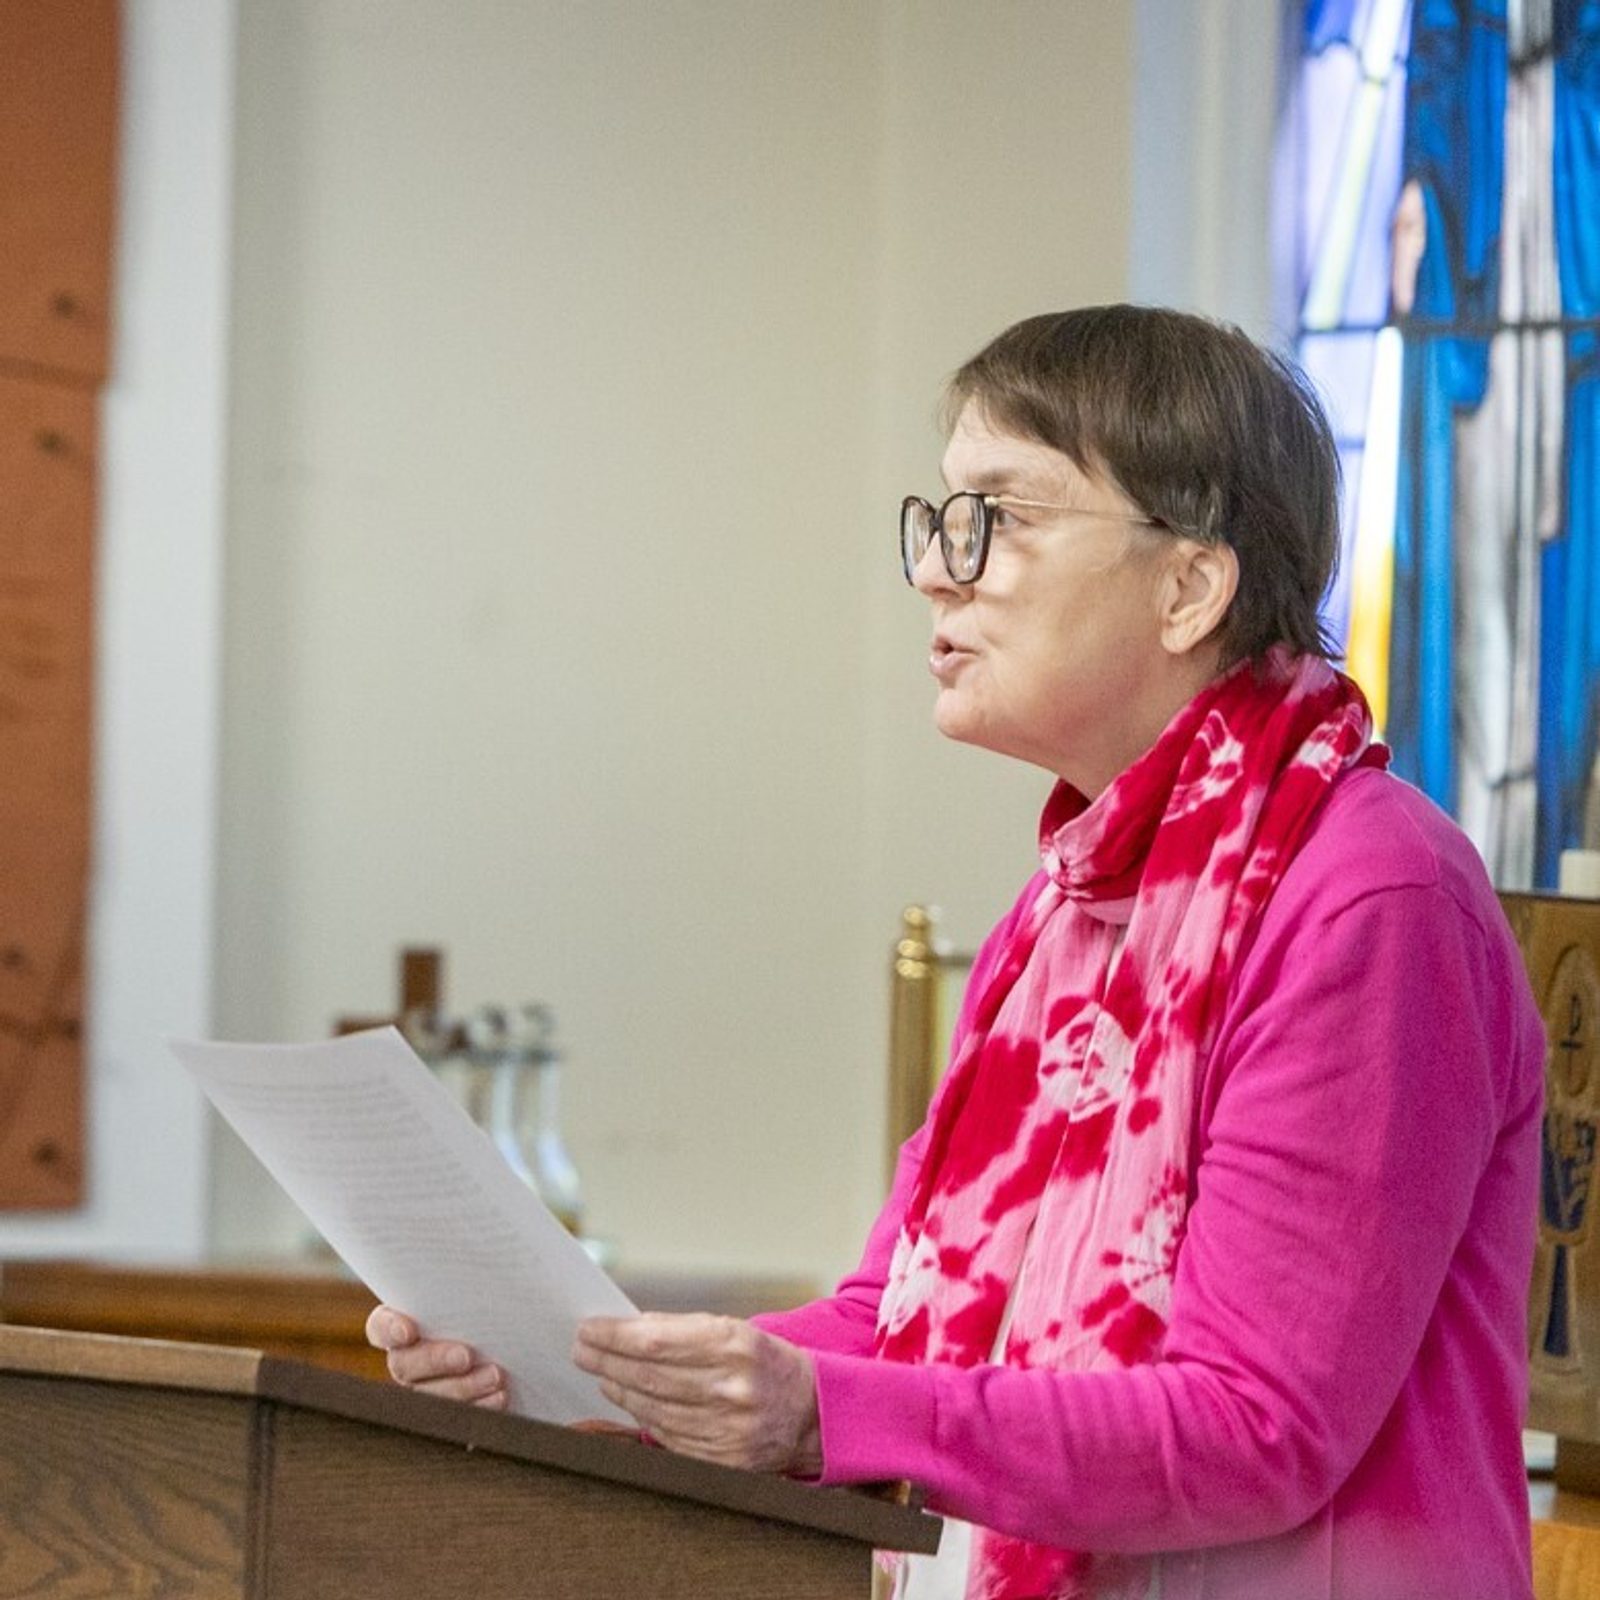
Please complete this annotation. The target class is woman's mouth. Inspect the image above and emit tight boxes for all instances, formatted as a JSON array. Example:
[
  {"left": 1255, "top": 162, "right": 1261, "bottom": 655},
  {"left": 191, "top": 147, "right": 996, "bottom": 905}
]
[{"left": 930, "top": 639, "right": 976, "bottom": 682}]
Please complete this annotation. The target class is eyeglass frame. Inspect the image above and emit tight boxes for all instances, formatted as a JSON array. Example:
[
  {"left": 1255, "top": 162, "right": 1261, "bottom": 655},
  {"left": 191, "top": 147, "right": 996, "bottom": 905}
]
[{"left": 900, "top": 491, "right": 1162, "bottom": 585}]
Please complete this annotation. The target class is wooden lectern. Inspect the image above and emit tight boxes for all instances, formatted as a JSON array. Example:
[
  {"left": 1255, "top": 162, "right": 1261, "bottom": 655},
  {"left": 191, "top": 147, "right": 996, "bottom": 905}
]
[
  {"left": 1504, "top": 890, "right": 1600, "bottom": 1492},
  {"left": 0, "top": 1324, "right": 939, "bottom": 1598}
]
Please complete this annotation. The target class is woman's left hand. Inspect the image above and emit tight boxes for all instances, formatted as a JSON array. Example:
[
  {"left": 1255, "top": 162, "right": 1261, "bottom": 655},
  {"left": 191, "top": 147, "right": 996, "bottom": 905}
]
[{"left": 572, "top": 1312, "right": 822, "bottom": 1476}]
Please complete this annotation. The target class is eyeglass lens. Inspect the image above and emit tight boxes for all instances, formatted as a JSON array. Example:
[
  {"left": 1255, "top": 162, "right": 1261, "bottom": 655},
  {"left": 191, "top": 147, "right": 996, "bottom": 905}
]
[{"left": 900, "top": 493, "right": 987, "bottom": 584}]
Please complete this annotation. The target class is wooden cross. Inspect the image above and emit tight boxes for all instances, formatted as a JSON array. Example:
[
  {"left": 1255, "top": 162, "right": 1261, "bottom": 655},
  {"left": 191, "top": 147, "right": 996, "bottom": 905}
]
[{"left": 333, "top": 947, "right": 447, "bottom": 1039}]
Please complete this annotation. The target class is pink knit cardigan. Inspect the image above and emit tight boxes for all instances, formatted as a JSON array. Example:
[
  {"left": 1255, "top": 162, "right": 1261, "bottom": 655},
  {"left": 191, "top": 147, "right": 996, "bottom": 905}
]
[{"left": 755, "top": 766, "right": 1544, "bottom": 1600}]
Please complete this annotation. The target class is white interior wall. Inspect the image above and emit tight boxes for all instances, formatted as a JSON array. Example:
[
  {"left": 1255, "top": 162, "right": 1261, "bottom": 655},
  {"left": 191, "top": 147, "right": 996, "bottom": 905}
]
[
  {"left": 859, "top": 0, "right": 1286, "bottom": 966},
  {"left": 28, "top": 1, "right": 1277, "bottom": 1279},
  {"left": 860, "top": 1, "right": 1142, "bottom": 965},
  {"left": 212, "top": 0, "right": 889, "bottom": 1276},
  {"left": 209, "top": 1, "right": 1145, "bottom": 1281},
  {"left": 0, "top": 0, "right": 235, "bottom": 1260},
  {"left": 1130, "top": 0, "right": 1283, "bottom": 338}
]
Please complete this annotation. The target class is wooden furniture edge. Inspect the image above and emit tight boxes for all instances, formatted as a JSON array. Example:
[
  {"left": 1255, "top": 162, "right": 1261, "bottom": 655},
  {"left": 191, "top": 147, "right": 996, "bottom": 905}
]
[
  {"left": 0, "top": 1321, "right": 267, "bottom": 1391},
  {"left": 0, "top": 1258, "right": 380, "bottom": 1340},
  {"left": 0, "top": 1257, "right": 820, "bottom": 1333},
  {"left": 0, "top": 1325, "right": 940, "bottom": 1555}
]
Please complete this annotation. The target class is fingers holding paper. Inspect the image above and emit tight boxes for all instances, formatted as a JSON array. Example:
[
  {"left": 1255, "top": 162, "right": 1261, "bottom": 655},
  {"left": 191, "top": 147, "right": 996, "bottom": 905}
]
[
  {"left": 365, "top": 1303, "right": 509, "bottom": 1409},
  {"left": 573, "top": 1312, "right": 822, "bottom": 1475},
  {"left": 362, "top": 1302, "right": 812, "bottom": 1456}
]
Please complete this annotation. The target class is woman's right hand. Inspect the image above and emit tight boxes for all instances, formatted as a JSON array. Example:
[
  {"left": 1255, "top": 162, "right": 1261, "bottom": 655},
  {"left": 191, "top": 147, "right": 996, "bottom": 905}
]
[{"left": 365, "top": 1303, "right": 508, "bottom": 1409}]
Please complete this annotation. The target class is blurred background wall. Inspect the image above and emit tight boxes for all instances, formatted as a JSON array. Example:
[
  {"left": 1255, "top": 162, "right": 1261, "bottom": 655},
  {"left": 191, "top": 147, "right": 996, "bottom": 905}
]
[{"left": 0, "top": 0, "right": 1278, "bottom": 1284}]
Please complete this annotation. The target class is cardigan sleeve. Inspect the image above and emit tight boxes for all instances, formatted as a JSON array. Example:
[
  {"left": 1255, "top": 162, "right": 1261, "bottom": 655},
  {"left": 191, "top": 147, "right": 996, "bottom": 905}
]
[{"left": 800, "top": 880, "right": 1542, "bottom": 1553}]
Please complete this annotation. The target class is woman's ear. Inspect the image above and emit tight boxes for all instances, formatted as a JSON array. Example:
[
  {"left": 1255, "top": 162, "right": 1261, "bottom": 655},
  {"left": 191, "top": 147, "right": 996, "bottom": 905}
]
[{"left": 1158, "top": 538, "right": 1239, "bottom": 658}]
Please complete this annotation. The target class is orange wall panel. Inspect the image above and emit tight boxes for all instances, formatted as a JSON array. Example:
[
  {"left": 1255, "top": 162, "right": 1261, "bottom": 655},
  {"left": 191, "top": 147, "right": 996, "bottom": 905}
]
[
  {"left": 0, "top": 363, "right": 97, "bottom": 1205},
  {"left": 0, "top": 0, "right": 118, "bottom": 381}
]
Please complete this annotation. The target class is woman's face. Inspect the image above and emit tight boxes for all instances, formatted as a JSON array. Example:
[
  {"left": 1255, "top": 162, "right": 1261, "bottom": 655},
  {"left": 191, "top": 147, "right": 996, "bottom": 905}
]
[{"left": 912, "top": 403, "right": 1192, "bottom": 794}]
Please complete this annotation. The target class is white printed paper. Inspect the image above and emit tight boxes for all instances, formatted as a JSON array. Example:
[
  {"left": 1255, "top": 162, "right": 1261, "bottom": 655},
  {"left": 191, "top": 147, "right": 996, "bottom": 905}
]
[{"left": 168, "top": 1027, "right": 636, "bottom": 1424}]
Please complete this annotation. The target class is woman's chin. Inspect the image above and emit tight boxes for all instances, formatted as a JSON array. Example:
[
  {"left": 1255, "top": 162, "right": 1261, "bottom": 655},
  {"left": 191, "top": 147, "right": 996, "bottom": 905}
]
[
  {"left": 932, "top": 694, "right": 984, "bottom": 747},
  {"left": 933, "top": 698, "right": 1040, "bottom": 767}
]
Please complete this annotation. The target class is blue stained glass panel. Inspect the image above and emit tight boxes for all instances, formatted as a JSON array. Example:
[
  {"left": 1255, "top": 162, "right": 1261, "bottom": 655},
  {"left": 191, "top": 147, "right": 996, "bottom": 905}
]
[
  {"left": 1277, "top": 0, "right": 1600, "bottom": 888},
  {"left": 1306, "top": 0, "right": 1375, "bottom": 51},
  {"left": 1295, "top": 47, "right": 1365, "bottom": 305},
  {"left": 1323, "top": 445, "right": 1366, "bottom": 647},
  {"left": 1343, "top": 69, "right": 1409, "bottom": 326},
  {"left": 1300, "top": 329, "right": 1379, "bottom": 444}
]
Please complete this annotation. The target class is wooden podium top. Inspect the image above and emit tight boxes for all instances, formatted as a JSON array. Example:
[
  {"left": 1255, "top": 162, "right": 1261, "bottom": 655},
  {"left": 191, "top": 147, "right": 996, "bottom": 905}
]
[{"left": 0, "top": 1323, "right": 941, "bottom": 1555}]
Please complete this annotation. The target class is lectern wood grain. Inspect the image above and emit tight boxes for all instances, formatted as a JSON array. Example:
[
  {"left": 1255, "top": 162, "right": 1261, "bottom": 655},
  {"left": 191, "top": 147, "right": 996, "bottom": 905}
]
[
  {"left": 0, "top": 1328, "right": 940, "bottom": 1596},
  {"left": 265, "top": 1408, "right": 859, "bottom": 1600},
  {"left": 0, "top": 1374, "right": 250, "bottom": 1598}
]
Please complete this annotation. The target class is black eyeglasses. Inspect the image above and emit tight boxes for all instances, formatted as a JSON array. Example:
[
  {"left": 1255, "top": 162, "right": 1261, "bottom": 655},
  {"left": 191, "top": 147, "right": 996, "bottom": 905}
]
[{"left": 900, "top": 492, "right": 1160, "bottom": 585}]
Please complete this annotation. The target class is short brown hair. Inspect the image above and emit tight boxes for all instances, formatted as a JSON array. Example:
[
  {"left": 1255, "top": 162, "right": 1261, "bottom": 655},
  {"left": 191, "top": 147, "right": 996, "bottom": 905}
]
[{"left": 945, "top": 305, "right": 1340, "bottom": 664}]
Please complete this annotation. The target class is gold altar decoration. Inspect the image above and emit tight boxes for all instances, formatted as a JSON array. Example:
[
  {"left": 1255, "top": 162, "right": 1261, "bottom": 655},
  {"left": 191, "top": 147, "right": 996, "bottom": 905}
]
[{"left": 885, "top": 906, "right": 973, "bottom": 1188}]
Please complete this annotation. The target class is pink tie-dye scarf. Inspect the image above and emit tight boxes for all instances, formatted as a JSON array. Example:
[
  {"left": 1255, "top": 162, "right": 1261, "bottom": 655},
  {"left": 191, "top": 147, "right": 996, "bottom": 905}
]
[{"left": 875, "top": 650, "right": 1384, "bottom": 1600}]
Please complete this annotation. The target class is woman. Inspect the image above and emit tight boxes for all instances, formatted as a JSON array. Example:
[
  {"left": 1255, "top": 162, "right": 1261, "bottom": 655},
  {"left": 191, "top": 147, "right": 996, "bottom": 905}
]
[{"left": 370, "top": 307, "right": 1544, "bottom": 1600}]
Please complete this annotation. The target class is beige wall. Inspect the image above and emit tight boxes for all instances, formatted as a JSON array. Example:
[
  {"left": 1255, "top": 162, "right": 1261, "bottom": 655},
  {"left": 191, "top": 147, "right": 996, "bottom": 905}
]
[
  {"left": 862, "top": 2, "right": 1138, "bottom": 960},
  {"left": 210, "top": 1, "right": 1141, "bottom": 1281}
]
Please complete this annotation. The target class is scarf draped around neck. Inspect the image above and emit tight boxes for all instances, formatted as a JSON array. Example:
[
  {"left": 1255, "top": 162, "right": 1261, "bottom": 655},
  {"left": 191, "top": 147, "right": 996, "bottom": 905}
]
[{"left": 874, "top": 650, "right": 1383, "bottom": 1600}]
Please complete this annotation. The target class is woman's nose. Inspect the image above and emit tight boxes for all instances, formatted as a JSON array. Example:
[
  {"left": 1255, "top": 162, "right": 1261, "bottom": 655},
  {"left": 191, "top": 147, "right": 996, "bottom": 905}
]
[{"left": 910, "top": 537, "right": 960, "bottom": 597}]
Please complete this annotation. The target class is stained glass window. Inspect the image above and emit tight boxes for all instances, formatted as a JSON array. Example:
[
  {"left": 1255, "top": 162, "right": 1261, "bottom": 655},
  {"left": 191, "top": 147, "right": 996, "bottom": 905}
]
[
  {"left": 1277, "top": 0, "right": 1600, "bottom": 889},
  {"left": 1276, "top": 0, "right": 1412, "bottom": 725}
]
